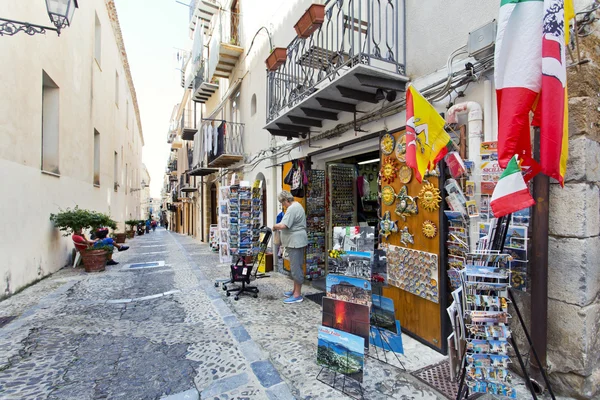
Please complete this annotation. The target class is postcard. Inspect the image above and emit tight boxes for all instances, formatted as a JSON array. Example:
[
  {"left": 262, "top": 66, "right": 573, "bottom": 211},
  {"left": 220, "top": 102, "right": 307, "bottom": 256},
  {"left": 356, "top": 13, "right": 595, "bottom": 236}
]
[
  {"left": 466, "top": 339, "right": 510, "bottom": 355},
  {"left": 369, "top": 320, "right": 404, "bottom": 354},
  {"left": 466, "top": 295, "right": 508, "bottom": 311},
  {"left": 326, "top": 274, "right": 372, "bottom": 306},
  {"left": 468, "top": 310, "right": 510, "bottom": 324},
  {"left": 467, "top": 353, "right": 510, "bottom": 369},
  {"left": 465, "top": 181, "right": 475, "bottom": 197},
  {"left": 371, "top": 248, "right": 388, "bottom": 285},
  {"left": 468, "top": 380, "right": 516, "bottom": 398},
  {"left": 317, "top": 326, "right": 365, "bottom": 383},
  {"left": 328, "top": 251, "right": 372, "bottom": 279},
  {"left": 371, "top": 295, "right": 397, "bottom": 333},
  {"left": 332, "top": 226, "right": 375, "bottom": 253},
  {"left": 466, "top": 323, "right": 511, "bottom": 340},
  {"left": 322, "top": 298, "right": 370, "bottom": 348},
  {"left": 466, "top": 200, "right": 479, "bottom": 218},
  {"left": 466, "top": 265, "right": 509, "bottom": 279}
]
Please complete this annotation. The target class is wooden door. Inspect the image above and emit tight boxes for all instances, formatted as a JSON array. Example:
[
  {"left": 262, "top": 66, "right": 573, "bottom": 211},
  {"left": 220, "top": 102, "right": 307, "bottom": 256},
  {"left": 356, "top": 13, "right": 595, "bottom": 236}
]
[{"left": 380, "top": 129, "right": 443, "bottom": 350}]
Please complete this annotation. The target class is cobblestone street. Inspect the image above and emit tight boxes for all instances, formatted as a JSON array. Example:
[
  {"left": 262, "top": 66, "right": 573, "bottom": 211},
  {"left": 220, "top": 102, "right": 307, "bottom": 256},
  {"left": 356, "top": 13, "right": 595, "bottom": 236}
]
[{"left": 0, "top": 229, "right": 533, "bottom": 399}]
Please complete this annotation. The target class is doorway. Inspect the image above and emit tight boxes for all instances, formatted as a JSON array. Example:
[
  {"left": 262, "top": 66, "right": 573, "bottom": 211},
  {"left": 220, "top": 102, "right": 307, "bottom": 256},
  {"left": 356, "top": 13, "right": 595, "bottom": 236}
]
[{"left": 210, "top": 183, "right": 218, "bottom": 226}]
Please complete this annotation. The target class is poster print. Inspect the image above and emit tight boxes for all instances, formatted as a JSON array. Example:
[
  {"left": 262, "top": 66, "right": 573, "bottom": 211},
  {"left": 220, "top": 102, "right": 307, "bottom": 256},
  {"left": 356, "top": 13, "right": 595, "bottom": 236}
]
[
  {"left": 369, "top": 320, "right": 404, "bottom": 354},
  {"left": 371, "top": 294, "right": 397, "bottom": 333},
  {"left": 328, "top": 251, "right": 371, "bottom": 279},
  {"left": 332, "top": 226, "right": 375, "bottom": 253},
  {"left": 326, "top": 274, "right": 372, "bottom": 306},
  {"left": 322, "top": 297, "right": 370, "bottom": 348},
  {"left": 317, "top": 325, "right": 365, "bottom": 383},
  {"left": 386, "top": 245, "right": 439, "bottom": 303},
  {"left": 371, "top": 248, "right": 387, "bottom": 285},
  {"left": 219, "top": 242, "right": 231, "bottom": 264}
]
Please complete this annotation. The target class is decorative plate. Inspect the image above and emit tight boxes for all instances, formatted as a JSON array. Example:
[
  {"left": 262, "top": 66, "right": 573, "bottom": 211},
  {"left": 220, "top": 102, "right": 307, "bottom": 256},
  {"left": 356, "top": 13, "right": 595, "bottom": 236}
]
[
  {"left": 398, "top": 165, "right": 412, "bottom": 184},
  {"left": 395, "top": 134, "right": 407, "bottom": 162},
  {"left": 418, "top": 181, "right": 442, "bottom": 212},
  {"left": 380, "top": 133, "right": 395, "bottom": 155},
  {"left": 422, "top": 220, "right": 438, "bottom": 238},
  {"left": 380, "top": 157, "right": 399, "bottom": 184},
  {"left": 395, "top": 186, "right": 419, "bottom": 221},
  {"left": 381, "top": 186, "right": 396, "bottom": 206}
]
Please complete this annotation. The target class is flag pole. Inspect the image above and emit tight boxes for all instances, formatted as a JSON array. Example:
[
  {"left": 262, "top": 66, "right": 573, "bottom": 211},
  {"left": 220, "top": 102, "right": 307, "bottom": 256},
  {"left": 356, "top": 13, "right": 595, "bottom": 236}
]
[{"left": 530, "top": 126, "right": 549, "bottom": 388}]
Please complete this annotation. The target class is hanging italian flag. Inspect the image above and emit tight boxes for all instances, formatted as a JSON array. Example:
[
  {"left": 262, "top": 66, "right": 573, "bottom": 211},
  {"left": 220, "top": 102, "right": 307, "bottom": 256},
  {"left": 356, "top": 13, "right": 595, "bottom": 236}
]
[
  {"left": 494, "top": 0, "right": 544, "bottom": 170},
  {"left": 405, "top": 86, "right": 453, "bottom": 183},
  {"left": 490, "top": 155, "right": 536, "bottom": 218},
  {"left": 531, "top": 0, "right": 573, "bottom": 186}
]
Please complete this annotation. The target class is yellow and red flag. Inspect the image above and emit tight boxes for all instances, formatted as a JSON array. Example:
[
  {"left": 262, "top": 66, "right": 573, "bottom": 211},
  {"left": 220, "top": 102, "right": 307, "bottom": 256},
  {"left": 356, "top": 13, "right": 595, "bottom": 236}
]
[{"left": 405, "top": 86, "right": 452, "bottom": 183}]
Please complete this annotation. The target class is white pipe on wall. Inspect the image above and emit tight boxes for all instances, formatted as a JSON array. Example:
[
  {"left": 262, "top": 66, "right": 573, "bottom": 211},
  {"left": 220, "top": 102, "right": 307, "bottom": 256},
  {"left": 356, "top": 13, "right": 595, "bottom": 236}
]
[
  {"left": 483, "top": 79, "right": 493, "bottom": 142},
  {"left": 446, "top": 101, "right": 483, "bottom": 251}
]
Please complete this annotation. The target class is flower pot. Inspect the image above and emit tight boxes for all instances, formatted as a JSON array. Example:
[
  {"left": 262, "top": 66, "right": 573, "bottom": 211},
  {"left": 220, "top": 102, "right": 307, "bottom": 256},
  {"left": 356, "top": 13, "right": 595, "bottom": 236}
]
[
  {"left": 265, "top": 47, "right": 287, "bottom": 71},
  {"left": 114, "top": 233, "right": 127, "bottom": 243},
  {"left": 80, "top": 249, "right": 108, "bottom": 273},
  {"left": 294, "top": 4, "right": 325, "bottom": 38},
  {"left": 127, "top": 230, "right": 135, "bottom": 239}
]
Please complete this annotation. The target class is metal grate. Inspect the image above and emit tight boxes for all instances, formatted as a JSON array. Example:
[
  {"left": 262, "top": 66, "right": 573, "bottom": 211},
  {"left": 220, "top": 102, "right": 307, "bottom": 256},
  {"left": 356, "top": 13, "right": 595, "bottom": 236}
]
[
  {"left": 0, "top": 316, "right": 16, "bottom": 329},
  {"left": 304, "top": 292, "right": 326, "bottom": 306},
  {"left": 411, "top": 360, "right": 459, "bottom": 399}
]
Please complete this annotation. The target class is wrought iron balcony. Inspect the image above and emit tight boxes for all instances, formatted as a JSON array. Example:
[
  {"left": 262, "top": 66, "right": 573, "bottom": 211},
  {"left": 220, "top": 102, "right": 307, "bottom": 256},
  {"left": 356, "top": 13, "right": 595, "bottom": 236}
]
[
  {"left": 189, "top": 121, "right": 244, "bottom": 173},
  {"left": 191, "top": 60, "right": 218, "bottom": 103},
  {"left": 180, "top": 108, "right": 197, "bottom": 140},
  {"left": 265, "top": 0, "right": 407, "bottom": 138}
]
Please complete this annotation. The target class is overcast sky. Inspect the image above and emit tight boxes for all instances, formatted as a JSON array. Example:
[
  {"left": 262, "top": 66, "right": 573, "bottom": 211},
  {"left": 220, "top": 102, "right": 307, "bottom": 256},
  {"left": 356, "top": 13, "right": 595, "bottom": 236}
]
[{"left": 115, "top": 0, "right": 190, "bottom": 198}]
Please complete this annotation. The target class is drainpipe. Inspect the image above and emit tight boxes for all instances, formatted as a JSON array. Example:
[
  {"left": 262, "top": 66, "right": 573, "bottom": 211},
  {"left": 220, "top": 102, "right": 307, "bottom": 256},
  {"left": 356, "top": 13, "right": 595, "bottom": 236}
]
[
  {"left": 483, "top": 79, "right": 494, "bottom": 142},
  {"left": 446, "top": 101, "right": 483, "bottom": 251}
]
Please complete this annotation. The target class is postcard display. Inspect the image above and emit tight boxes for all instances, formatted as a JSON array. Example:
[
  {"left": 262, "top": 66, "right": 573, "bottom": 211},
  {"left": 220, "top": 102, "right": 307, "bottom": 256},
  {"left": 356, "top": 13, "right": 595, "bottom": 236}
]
[
  {"left": 226, "top": 181, "right": 263, "bottom": 261},
  {"left": 305, "top": 170, "right": 326, "bottom": 280},
  {"left": 327, "top": 164, "right": 357, "bottom": 247},
  {"left": 218, "top": 187, "right": 231, "bottom": 264},
  {"left": 317, "top": 226, "right": 405, "bottom": 399}
]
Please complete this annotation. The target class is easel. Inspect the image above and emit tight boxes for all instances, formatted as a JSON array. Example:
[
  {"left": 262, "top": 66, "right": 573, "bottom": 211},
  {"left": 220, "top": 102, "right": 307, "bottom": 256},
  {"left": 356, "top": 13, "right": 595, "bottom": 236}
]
[
  {"left": 316, "top": 345, "right": 365, "bottom": 400},
  {"left": 367, "top": 284, "right": 406, "bottom": 371},
  {"left": 455, "top": 214, "right": 556, "bottom": 400}
]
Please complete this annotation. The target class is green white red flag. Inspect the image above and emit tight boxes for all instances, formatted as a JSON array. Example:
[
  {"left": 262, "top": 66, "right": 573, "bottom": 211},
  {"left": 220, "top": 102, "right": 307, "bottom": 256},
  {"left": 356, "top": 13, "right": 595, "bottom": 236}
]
[{"left": 491, "top": 156, "right": 536, "bottom": 217}]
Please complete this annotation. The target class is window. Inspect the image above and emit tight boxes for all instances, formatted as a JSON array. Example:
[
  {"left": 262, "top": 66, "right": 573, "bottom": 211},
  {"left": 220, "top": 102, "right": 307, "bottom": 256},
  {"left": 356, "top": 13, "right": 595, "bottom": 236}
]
[
  {"left": 113, "top": 151, "right": 118, "bottom": 191},
  {"left": 94, "top": 13, "right": 101, "bottom": 66},
  {"left": 93, "top": 130, "right": 100, "bottom": 186},
  {"left": 250, "top": 93, "right": 257, "bottom": 116},
  {"left": 125, "top": 100, "right": 129, "bottom": 128},
  {"left": 42, "top": 71, "right": 60, "bottom": 174},
  {"left": 115, "top": 71, "right": 119, "bottom": 107}
]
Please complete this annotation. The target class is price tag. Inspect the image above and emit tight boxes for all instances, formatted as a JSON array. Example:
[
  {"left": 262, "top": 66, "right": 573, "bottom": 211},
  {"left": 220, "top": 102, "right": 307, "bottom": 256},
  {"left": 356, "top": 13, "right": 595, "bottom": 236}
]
[{"left": 242, "top": 268, "right": 248, "bottom": 275}]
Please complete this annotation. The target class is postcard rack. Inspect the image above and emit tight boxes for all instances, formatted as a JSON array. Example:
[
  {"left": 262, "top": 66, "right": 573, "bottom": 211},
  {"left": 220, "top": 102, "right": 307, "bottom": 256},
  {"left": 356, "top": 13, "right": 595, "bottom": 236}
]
[{"left": 455, "top": 217, "right": 556, "bottom": 399}]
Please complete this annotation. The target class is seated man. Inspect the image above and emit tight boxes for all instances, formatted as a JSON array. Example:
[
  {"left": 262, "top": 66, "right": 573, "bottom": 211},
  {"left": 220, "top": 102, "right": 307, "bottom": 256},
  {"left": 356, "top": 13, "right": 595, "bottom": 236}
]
[{"left": 72, "top": 228, "right": 129, "bottom": 266}]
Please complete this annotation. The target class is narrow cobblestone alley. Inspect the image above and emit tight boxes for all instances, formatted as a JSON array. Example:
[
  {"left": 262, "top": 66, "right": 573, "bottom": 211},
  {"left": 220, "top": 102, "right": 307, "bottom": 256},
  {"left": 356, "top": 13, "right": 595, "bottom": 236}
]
[{"left": 0, "top": 229, "right": 457, "bottom": 399}]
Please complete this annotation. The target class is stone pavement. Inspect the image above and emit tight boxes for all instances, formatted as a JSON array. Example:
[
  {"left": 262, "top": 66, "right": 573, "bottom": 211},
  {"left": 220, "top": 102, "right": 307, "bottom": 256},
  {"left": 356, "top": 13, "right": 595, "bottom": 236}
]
[{"left": 0, "top": 228, "right": 554, "bottom": 399}]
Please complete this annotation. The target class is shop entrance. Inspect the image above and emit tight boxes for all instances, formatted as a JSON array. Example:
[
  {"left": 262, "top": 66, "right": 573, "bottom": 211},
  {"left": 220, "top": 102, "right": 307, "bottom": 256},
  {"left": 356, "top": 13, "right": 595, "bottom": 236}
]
[{"left": 210, "top": 183, "right": 218, "bottom": 226}]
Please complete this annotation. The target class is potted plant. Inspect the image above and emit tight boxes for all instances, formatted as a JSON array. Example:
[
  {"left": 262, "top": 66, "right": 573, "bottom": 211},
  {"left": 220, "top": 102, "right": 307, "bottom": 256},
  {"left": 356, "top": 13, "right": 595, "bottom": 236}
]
[
  {"left": 50, "top": 207, "right": 118, "bottom": 273},
  {"left": 125, "top": 219, "right": 137, "bottom": 238},
  {"left": 294, "top": 4, "right": 325, "bottom": 38},
  {"left": 112, "top": 232, "right": 127, "bottom": 244},
  {"left": 266, "top": 47, "right": 287, "bottom": 71}
]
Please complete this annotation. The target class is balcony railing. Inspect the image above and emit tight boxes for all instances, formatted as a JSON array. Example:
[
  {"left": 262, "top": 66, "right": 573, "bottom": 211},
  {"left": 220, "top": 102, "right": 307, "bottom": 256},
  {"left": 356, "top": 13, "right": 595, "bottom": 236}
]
[
  {"left": 266, "top": 0, "right": 406, "bottom": 124},
  {"left": 180, "top": 108, "right": 197, "bottom": 140},
  {"left": 190, "top": 121, "right": 245, "bottom": 169},
  {"left": 206, "top": 9, "right": 243, "bottom": 81}
]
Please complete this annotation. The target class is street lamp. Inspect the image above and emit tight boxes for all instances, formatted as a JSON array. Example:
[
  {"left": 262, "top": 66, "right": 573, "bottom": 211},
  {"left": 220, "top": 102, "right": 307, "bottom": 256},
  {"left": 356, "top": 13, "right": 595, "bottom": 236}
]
[
  {"left": 0, "top": 0, "right": 78, "bottom": 37},
  {"left": 130, "top": 180, "right": 148, "bottom": 193}
]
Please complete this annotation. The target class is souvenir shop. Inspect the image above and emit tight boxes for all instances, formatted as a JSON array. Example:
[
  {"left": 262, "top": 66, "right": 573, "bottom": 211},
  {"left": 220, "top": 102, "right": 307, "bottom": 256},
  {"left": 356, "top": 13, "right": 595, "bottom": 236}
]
[{"left": 280, "top": 118, "right": 531, "bottom": 397}]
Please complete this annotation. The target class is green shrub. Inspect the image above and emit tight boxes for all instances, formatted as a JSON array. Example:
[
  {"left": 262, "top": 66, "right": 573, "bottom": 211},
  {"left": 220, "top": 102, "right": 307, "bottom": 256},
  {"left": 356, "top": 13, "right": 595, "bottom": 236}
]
[{"left": 49, "top": 206, "right": 117, "bottom": 237}]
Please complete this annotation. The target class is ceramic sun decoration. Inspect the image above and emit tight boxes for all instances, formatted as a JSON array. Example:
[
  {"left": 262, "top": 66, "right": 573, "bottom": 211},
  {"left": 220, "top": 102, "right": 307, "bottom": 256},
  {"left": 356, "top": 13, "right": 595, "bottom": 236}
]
[
  {"left": 422, "top": 220, "right": 438, "bottom": 238},
  {"left": 381, "top": 185, "right": 396, "bottom": 206},
  {"left": 418, "top": 181, "right": 442, "bottom": 212},
  {"left": 379, "top": 157, "right": 399, "bottom": 184},
  {"left": 399, "top": 226, "right": 414, "bottom": 246},
  {"left": 380, "top": 133, "right": 395, "bottom": 155},
  {"left": 379, "top": 211, "right": 399, "bottom": 240},
  {"left": 395, "top": 185, "right": 418, "bottom": 221}
]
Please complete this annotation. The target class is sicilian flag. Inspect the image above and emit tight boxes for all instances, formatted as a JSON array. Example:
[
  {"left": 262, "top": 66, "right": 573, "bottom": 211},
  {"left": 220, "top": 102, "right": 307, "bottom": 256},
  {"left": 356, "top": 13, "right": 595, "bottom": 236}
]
[
  {"left": 532, "top": 0, "right": 573, "bottom": 186},
  {"left": 405, "top": 86, "right": 452, "bottom": 183},
  {"left": 491, "top": 155, "right": 536, "bottom": 218},
  {"left": 494, "top": 0, "right": 544, "bottom": 170}
]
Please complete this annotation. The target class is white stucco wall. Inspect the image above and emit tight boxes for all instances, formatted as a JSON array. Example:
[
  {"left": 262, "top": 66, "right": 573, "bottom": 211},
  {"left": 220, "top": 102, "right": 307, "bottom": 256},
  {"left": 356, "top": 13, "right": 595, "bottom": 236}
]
[{"left": 0, "top": 0, "right": 144, "bottom": 296}]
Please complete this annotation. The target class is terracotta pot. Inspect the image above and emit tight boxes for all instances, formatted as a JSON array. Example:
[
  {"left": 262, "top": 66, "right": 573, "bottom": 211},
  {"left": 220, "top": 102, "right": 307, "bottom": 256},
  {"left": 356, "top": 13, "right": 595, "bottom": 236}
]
[
  {"left": 126, "top": 230, "right": 135, "bottom": 239},
  {"left": 81, "top": 249, "right": 108, "bottom": 273},
  {"left": 294, "top": 4, "right": 325, "bottom": 38},
  {"left": 265, "top": 47, "right": 287, "bottom": 71},
  {"left": 114, "top": 233, "right": 127, "bottom": 243}
]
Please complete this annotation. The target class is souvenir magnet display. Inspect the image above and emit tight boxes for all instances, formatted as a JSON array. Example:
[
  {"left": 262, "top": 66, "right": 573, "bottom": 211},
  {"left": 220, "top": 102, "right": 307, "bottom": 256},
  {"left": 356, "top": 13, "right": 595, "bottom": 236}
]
[
  {"left": 379, "top": 211, "right": 399, "bottom": 240},
  {"left": 398, "top": 165, "right": 412, "bottom": 184},
  {"left": 381, "top": 185, "right": 396, "bottom": 206},
  {"left": 380, "top": 133, "right": 395, "bottom": 155},
  {"left": 395, "top": 186, "right": 418, "bottom": 221},
  {"left": 422, "top": 220, "right": 438, "bottom": 238},
  {"left": 380, "top": 157, "right": 399, "bottom": 184},
  {"left": 418, "top": 181, "right": 442, "bottom": 212},
  {"left": 395, "top": 134, "right": 407, "bottom": 162},
  {"left": 399, "top": 226, "right": 414, "bottom": 246}
]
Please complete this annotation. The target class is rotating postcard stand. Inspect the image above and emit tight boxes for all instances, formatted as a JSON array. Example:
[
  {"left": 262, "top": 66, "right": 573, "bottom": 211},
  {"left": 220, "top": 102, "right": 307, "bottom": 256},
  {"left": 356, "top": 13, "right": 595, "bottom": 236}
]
[{"left": 455, "top": 215, "right": 556, "bottom": 400}]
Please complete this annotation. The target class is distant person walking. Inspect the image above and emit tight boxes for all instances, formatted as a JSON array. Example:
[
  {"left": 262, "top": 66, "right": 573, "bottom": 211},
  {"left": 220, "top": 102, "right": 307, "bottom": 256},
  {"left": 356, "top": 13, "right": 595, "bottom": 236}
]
[
  {"left": 145, "top": 219, "right": 151, "bottom": 233},
  {"left": 273, "top": 190, "right": 307, "bottom": 304},
  {"left": 151, "top": 220, "right": 157, "bottom": 232},
  {"left": 165, "top": 220, "right": 169, "bottom": 230}
]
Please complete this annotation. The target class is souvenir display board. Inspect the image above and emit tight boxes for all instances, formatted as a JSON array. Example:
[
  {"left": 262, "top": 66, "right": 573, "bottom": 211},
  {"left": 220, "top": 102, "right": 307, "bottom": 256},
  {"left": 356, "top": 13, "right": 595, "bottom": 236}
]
[
  {"left": 227, "top": 181, "right": 263, "bottom": 259},
  {"left": 327, "top": 164, "right": 357, "bottom": 238},
  {"left": 379, "top": 129, "right": 443, "bottom": 350},
  {"left": 306, "top": 170, "right": 326, "bottom": 279},
  {"left": 281, "top": 161, "right": 307, "bottom": 273},
  {"left": 218, "top": 186, "right": 232, "bottom": 264},
  {"left": 385, "top": 245, "right": 439, "bottom": 303}
]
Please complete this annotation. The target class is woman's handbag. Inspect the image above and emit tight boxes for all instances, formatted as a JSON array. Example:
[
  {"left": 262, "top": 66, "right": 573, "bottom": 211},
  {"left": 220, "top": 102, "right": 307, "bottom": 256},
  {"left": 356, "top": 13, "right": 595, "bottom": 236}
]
[{"left": 273, "top": 230, "right": 281, "bottom": 245}]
